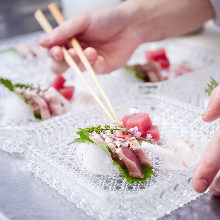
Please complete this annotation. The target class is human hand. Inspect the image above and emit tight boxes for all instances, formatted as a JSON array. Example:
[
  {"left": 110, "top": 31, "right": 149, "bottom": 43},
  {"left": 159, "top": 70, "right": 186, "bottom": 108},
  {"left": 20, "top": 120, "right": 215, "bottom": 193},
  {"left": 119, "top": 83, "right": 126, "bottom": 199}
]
[
  {"left": 39, "top": 0, "right": 214, "bottom": 75},
  {"left": 39, "top": 1, "right": 143, "bottom": 74},
  {"left": 192, "top": 85, "right": 220, "bottom": 196}
]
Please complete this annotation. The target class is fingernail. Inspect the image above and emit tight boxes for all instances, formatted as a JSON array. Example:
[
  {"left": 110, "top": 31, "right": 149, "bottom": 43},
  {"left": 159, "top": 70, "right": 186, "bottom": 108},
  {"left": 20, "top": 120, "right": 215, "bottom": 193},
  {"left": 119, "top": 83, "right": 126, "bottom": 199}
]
[
  {"left": 53, "top": 51, "right": 61, "bottom": 61},
  {"left": 196, "top": 179, "right": 208, "bottom": 193},
  {"left": 39, "top": 36, "right": 51, "bottom": 45},
  {"left": 202, "top": 108, "right": 212, "bottom": 120},
  {"left": 210, "top": 187, "right": 220, "bottom": 196}
]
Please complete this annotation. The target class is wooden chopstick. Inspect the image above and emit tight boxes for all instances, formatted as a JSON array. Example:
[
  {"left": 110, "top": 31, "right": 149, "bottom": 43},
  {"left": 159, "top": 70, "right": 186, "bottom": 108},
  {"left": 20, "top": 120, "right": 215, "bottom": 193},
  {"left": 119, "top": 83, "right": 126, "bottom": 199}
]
[
  {"left": 34, "top": 9, "right": 116, "bottom": 124},
  {"left": 48, "top": 3, "right": 120, "bottom": 124}
]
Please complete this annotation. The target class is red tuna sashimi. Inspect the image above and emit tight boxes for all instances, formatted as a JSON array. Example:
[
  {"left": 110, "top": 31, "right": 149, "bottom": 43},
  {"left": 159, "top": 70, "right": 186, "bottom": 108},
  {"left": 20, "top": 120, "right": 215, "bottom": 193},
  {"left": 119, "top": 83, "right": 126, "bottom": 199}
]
[
  {"left": 145, "top": 48, "right": 170, "bottom": 69},
  {"left": 116, "top": 146, "right": 143, "bottom": 178},
  {"left": 146, "top": 48, "right": 167, "bottom": 61},
  {"left": 122, "top": 113, "right": 152, "bottom": 137},
  {"left": 145, "top": 125, "right": 160, "bottom": 142},
  {"left": 51, "top": 75, "right": 66, "bottom": 90},
  {"left": 157, "top": 58, "right": 170, "bottom": 69},
  {"left": 59, "top": 86, "right": 75, "bottom": 100}
]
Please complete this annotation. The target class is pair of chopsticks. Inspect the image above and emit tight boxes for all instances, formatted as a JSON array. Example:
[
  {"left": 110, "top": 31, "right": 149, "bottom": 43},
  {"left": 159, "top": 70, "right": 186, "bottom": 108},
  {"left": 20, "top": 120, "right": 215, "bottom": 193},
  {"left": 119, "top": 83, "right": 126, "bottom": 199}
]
[{"left": 34, "top": 3, "right": 120, "bottom": 124}]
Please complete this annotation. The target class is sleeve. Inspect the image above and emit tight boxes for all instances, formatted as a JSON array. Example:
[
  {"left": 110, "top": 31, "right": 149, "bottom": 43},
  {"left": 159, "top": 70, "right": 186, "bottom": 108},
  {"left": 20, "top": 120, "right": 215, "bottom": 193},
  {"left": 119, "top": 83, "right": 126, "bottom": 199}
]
[{"left": 210, "top": 0, "right": 220, "bottom": 26}]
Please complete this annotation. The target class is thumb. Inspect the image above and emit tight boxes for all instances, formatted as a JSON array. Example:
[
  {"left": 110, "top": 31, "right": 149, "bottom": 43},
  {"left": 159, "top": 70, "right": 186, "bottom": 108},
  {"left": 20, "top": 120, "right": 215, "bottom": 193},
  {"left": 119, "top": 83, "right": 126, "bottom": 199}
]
[
  {"left": 202, "top": 85, "right": 220, "bottom": 122},
  {"left": 39, "top": 12, "right": 90, "bottom": 48}
]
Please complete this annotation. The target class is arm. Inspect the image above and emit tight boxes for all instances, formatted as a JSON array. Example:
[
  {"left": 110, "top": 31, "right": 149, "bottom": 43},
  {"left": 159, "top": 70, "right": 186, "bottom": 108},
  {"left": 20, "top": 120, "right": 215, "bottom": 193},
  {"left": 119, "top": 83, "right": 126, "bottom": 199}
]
[{"left": 39, "top": 0, "right": 214, "bottom": 74}]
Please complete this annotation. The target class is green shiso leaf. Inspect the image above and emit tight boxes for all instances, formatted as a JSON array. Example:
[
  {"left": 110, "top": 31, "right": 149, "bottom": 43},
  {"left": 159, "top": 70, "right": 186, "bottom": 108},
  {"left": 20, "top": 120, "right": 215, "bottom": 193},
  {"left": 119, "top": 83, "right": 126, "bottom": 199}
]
[
  {"left": 0, "top": 78, "right": 14, "bottom": 91},
  {"left": 69, "top": 128, "right": 111, "bottom": 156},
  {"left": 34, "top": 113, "right": 42, "bottom": 120},
  {"left": 205, "top": 77, "right": 219, "bottom": 96},
  {"left": 112, "top": 160, "right": 154, "bottom": 183},
  {"left": 124, "top": 65, "right": 144, "bottom": 82}
]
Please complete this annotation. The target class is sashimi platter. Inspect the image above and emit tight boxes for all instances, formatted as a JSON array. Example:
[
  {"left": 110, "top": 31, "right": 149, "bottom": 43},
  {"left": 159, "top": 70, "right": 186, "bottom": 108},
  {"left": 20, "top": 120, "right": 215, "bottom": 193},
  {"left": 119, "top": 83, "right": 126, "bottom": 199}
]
[{"left": 0, "top": 18, "right": 220, "bottom": 219}]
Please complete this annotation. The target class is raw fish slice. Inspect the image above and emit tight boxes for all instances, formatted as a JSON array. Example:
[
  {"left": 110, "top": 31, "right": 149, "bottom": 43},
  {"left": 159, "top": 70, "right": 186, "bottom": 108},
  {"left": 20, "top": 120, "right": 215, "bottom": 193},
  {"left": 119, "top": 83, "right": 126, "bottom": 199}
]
[
  {"left": 122, "top": 113, "right": 152, "bottom": 136},
  {"left": 126, "top": 139, "right": 151, "bottom": 167},
  {"left": 165, "top": 135, "right": 207, "bottom": 168},
  {"left": 105, "top": 138, "right": 126, "bottom": 168},
  {"left": 50, "top": 75, "right": 66, "bottom": 90},
  {"left": 89, "top": 134, "right": 105, "bottom": 144},
  {"left": 15, "top": 88, "right": 51, "bottom": 120},
  {"left": 44, "top": 87, "right": 70, "bottom": 116},
  {"left": 141, "top": 142, "right": 185, "bottom": 170},
  {"left": 59, "top": 86, "right": 75, "bottom": 101},
  {"left": 116, "top": 146, "right": 144, "bottom": 178},
  {"left": 145, "top": 125, "right": 160, "bottom": 142}
]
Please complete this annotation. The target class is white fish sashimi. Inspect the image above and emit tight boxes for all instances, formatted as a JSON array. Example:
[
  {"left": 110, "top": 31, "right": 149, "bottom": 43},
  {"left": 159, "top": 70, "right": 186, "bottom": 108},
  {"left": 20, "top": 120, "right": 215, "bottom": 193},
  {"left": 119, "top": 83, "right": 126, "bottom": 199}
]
[
  {"left": 165, "top": 135, "right": 207, "bottom": 168},
  {"left": 142, "top": 142, "right": 184, "bottom": 170},
  {"left": 142, "top": 135, "right": 208, "bottom": 171}
]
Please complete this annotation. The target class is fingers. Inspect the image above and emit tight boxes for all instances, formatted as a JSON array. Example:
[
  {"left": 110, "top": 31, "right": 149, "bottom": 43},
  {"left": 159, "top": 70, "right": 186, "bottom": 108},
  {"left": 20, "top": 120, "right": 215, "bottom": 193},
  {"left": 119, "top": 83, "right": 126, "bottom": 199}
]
[
  {"left": 49, "top": 47, "right": 100, "bottom": 74},
  {"left": 49, "top": 46, "right": 64, "bottom": 61},
  {"left": 192, "top": 127, "right": 220, "bottom": 193},
  {"left": 39, "top": 13, "right": 89, "bottom": 48},
  {"left": 210, "top": 176, "right": 220, "bottom": 196},
  {"left": 202, "top": 85, "right": 220, "bottom": 122}
]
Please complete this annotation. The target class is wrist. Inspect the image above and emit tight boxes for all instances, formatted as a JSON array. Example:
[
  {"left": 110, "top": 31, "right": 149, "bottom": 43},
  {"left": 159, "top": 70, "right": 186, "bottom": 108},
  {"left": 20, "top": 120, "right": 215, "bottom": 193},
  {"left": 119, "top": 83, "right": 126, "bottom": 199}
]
[{"left": 118, "top": 0, "right": 163, "bottom": 44}]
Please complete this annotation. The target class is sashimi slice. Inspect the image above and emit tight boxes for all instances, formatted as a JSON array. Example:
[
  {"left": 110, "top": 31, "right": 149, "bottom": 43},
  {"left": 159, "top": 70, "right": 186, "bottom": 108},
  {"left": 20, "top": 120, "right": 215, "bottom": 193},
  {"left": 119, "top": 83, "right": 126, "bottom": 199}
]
[
  {"left": 50, "top": 75, "right": 66, "bottom": 90},
  {"left": 59, "top": 86, "right": 75, "bottom": 100},
  {"left": 165, "top": 135, "right": 207, "bottom": 168},
  {"left": 122, "top": 113, "right": 153, "bottom": 136},
  {"left": 157, "top": 58, "right": 170, "bottom": 69},
  {"left": 145, "top": 48, "right": 170, "bottom": 69},
  {"left": 146, "top": 48, "right": 167, "bottom": 61},
  {"left": 116, "top": 146, "right": 144, "bottom": 178},
  {"left": 145, "top": 125, "right": 160, "bottom": 142},
  {"left": 127, "top": 139, "right": 151, "bottom": 167},
  {"left": 141, "top": 142, "right": 184, "bottom": 170}
]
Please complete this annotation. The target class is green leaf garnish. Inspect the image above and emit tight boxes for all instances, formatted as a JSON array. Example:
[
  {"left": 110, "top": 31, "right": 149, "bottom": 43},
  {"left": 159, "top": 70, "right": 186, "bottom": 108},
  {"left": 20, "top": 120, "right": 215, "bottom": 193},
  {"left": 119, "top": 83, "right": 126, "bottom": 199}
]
[
  {"left": 0, "top": 47, "right": 18, "bottom": 54},
  {"left": 34, "top": 113, "right": 42, "bottom": 120},
  {"left": 124, "top": 65, "right": 145, "bottom": 82},
  {"left": 205, "top": 77, "right": 219, "bottom": 96},
  {"left": 0, "top": 78, "right": 14, "bottom": 91},
  {"left": 69, "top": 128, "right": 111, "bottom": 156},
  {"left": 0, "top": 77, "right": 35, "bottom": 92},
  {"left": 14, "top": 83, "right": 34, "bottom": 90},
  {"left": 113, "top": 160, "right": 154, "bottom": 183}
]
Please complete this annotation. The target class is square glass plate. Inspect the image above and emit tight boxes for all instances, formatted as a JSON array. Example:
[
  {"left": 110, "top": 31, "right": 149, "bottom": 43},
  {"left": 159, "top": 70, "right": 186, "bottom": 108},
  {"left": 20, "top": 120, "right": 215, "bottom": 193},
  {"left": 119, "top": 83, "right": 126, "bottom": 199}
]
[
  {"left": 155, "top": 64, "right": 220, "bottom": 108},
  {"left": 24, "top": 95, "right": 218, "bottom": 220}
]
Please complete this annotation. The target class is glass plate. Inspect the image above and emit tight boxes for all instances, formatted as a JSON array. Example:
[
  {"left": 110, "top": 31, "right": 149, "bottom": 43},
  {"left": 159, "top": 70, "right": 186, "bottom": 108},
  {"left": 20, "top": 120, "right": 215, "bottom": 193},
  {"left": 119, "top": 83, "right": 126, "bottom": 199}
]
[
  {"left": 24, "top": 95, "right": 217, "bottom": 220},
  {"left": 154, "top": 64, "right": 220, "bottom": 108}
]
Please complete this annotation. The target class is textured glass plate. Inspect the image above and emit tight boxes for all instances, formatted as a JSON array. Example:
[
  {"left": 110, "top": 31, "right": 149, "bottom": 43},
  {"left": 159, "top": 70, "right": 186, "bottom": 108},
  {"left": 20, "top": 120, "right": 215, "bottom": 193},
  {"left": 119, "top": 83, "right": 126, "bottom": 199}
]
[
  {"left": 25, "top": 95, "right": 218, "bottom": 220},
  {"left": 155, "top": 64, "right": 220, "bottom": 108}
]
